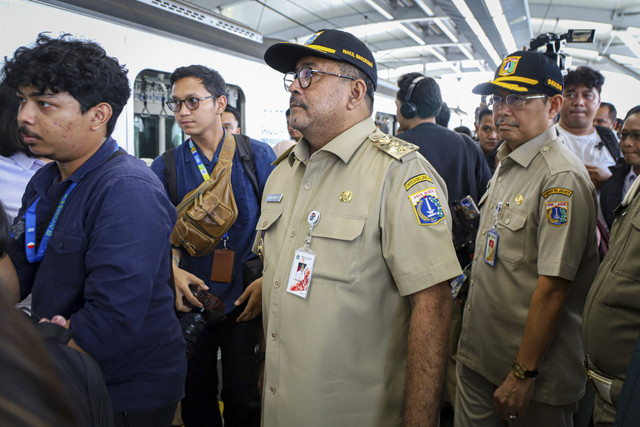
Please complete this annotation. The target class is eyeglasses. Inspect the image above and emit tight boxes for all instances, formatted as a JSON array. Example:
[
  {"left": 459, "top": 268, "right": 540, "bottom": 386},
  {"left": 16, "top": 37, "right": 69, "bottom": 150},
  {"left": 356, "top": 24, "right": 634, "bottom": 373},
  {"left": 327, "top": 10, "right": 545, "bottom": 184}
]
[
  {"left": 620, "top": 130, "right": 640, "bottom": 143},
  {"left": 488, "top": 94, "right": 547, "bottom": 110},
  {"left": 166, "top": 95, "right": 215, "bottom": 112},
  {"left": 283, "top": 67, "right": 357, "bottom": 92}
]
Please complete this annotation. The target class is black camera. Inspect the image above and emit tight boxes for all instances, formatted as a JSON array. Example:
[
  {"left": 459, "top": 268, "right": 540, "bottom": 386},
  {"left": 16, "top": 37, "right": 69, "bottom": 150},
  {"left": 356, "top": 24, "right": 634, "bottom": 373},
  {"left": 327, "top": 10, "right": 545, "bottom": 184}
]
[
  {"left": 529, "top": 29, "right": 596, "bottom": 72},
  {"left": 178, "top": 285, "right": 225, "bottom": 359}
]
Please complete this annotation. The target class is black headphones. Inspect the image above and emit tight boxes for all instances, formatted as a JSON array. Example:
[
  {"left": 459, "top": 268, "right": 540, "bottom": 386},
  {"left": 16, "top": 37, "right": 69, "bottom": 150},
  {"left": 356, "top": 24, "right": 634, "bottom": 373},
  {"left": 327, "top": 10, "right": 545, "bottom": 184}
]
[{"left": 400, "top": 76, "right": 426, "bottom": 119}]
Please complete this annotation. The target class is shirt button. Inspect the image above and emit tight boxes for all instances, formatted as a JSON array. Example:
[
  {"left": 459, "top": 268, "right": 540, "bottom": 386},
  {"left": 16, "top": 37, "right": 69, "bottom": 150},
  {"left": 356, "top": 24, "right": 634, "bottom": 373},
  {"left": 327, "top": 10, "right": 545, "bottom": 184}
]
[
  {"left": 505, "top": 218, "right": 511, "bottom": 225},
  {"left": 543, "top": 146, "right": 550, "bottom": 152},
  {"left": 290, "top": 230, "right": 296, "bottom": 237},
  {"left": 482, "top": 230, "right": 486, "bottom": 235},
  {"left": 304, "top": 182, "right": 312, "bottom": 190},
  {"left": 271, "top": 332, "right": 278, "bottom": 340},
  {"left": 274, "top": 280, "right": 280, "bottom": 288},
  {"left": 262, "top": 220, "right": 268, "bottom": 226},
  {"left": 269, "top": 385, "right": 276, "bottom": 394},
  {"left": 498, "top": 177, "right": 503, "bottom": 183}
]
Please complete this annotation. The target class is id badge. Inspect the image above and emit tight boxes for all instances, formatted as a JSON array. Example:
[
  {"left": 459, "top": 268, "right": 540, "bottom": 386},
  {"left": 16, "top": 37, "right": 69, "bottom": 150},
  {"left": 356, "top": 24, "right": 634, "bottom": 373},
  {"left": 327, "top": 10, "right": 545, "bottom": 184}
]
[
  {"left": 211, "top": 248, "right": 235, "bottom": 282},
  {"left": 286, "top": 249, "right": 316, "bottom": 299},
  {"left": 484, "top": 228, "right": 499, "bottom": 266}
]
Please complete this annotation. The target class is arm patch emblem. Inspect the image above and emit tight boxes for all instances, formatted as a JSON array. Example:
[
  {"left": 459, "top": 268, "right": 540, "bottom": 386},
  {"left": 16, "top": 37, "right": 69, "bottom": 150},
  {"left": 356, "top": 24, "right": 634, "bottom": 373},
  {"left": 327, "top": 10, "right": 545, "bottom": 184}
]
[
  {"left": 409, "top": 188, "right": 445, "bottom": 225},
  {"left": 542, "top": 187, "right": 573, "bottom": 198},
  {"left": 546, "top": 201, "right": 568, "bottom": 226}
]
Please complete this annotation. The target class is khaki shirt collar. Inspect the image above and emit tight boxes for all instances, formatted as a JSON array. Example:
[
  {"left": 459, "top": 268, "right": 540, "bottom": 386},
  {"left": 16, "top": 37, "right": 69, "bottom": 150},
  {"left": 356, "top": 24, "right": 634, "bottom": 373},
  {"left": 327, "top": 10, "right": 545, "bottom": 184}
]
[
  {"left": 287, "top": 116, "right": 376, "bottom": 165},
  {"left": 497, "top": 126, "right": 558, "bottom": 168}
]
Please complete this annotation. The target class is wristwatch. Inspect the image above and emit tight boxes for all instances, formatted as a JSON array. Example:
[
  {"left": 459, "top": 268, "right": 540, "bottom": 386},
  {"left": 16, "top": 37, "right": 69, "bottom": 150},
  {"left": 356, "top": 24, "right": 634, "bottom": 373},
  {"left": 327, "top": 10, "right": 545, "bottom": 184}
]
[{"left": 512, "top": 360, "right": 538, "bottom": 380}]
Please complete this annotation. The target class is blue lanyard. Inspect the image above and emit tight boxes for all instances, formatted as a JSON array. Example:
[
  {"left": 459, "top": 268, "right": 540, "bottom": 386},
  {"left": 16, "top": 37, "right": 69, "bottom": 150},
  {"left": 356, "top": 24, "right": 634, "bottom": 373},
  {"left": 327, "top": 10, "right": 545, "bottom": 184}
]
[
  {"left": 24, "top": 182, "right": 77, "bottom": 263},
  {"left": 188, "top": 134, "right": 225, "bottom": 182},
  {"left": 23, "top": 142, "right": 120, "bottom": 263}
]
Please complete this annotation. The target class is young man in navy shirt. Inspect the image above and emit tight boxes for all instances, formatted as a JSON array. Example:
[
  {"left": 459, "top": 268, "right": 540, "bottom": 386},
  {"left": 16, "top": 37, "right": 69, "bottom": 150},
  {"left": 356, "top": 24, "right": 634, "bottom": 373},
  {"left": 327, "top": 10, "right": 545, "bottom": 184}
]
[{"left": 0, "top": 34, "right": 186, "bottom": 427}]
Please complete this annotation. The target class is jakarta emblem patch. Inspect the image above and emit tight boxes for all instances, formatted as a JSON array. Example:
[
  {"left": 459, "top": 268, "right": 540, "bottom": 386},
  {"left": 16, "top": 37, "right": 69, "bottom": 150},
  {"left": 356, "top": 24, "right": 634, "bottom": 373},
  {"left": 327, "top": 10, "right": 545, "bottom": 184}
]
[
  {"left": 409, "top": 188, "right": 445, "bottom": 225},
  {"left": 546, "top": 201, "right": 568, "bottom": 226}
]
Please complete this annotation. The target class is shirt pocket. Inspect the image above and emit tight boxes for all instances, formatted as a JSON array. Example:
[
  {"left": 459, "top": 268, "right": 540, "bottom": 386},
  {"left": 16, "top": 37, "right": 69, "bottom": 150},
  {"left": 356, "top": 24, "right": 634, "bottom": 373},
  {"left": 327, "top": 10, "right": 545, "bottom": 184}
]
[
  {"left": 611, "top": 213, "right": 640, "bottom": 281},
  {"left": 308, "top": 213, "right": 366, "bottom": 288},
  {"left": 496, "top": 208, "right": 527, "bottom": 264},
  {"left": 45, "top": 229, "right": 85, "bottom": 287},
  {"left": 256, "top": 208, "right": 284, "bottom": 272}
]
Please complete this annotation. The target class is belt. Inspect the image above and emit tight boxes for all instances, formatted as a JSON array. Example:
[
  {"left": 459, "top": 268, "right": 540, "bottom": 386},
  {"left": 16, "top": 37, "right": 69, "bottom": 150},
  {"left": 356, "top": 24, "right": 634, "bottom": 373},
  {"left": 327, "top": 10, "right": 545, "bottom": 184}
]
[{"left": 583, "top": 358, "right": 614, "bottom": 405}]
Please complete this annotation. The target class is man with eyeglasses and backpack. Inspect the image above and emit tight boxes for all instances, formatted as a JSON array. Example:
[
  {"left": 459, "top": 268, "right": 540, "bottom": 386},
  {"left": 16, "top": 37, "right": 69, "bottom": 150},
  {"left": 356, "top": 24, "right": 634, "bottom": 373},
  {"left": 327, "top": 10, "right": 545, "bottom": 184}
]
[
  {"left": 455, "top": 50, "right": 598, "bottom": 426},
  {"left": 150, "top": 65, "right": 275, "bottom": 427}
]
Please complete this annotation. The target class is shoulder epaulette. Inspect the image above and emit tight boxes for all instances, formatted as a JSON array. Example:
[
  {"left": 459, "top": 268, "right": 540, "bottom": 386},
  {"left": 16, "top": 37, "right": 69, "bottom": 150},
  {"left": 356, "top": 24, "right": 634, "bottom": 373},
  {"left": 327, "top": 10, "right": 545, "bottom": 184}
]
[
  {"left": 272, "top": 145, "right": 296, "bottom": 166},
  {"left": 369, "top": 131, "right": 418, "bottom": 160}
]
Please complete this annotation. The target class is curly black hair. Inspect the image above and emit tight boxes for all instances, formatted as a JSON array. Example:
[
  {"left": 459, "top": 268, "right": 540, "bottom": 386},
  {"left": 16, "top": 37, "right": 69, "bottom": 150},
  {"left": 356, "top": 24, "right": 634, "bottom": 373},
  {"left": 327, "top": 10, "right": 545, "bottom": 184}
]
[
  {"left": 0, "top": 80, "right": 31, "bottom": 158},
  {"left": 564, "top": 66, "right": 605, "bottom": 94},
  {"left": 2, "top": 33, "right": 131, "bottom": 136}
]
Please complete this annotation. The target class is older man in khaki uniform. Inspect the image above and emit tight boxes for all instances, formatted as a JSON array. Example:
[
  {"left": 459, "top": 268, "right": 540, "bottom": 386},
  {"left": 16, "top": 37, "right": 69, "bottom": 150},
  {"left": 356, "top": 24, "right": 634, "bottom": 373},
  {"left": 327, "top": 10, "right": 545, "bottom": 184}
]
[
  {"left": 455, "top": 50, "right": 599, "bottom": 426},
  {"left": 255, "top": 29, "right": 461, "bottom": 427},
  {"left": 583, "top": 105, "right": 640, "bottom": 426}
]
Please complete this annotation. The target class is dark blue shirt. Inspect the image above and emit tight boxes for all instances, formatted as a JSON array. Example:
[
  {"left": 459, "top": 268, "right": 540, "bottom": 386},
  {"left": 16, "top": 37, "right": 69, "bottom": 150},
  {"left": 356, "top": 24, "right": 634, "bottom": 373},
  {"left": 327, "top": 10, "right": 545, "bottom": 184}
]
[
  {"left": 150, "top": 134, "right": 276, "bottom": 312},
  {"left": 9, "top": 138, "right": 187, "bottom": 412}
]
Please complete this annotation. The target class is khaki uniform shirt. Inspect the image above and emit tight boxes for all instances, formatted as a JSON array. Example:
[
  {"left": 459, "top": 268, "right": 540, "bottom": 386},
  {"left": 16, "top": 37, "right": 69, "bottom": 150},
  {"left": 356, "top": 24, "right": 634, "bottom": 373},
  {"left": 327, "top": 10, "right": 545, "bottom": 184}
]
[
  {"left": 457, "top": 126, "right": 598, "bottom": 405},
  {"left": 583, "top": 183, "right": 640, "bottom": 424},
  {"left": 255, "top": 117, "right": 461, "bottom": 427}
]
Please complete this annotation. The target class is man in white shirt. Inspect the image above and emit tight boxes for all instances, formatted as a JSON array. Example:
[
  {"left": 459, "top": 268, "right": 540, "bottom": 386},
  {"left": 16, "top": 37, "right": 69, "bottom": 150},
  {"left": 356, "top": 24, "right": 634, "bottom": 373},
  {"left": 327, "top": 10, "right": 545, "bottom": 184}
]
[{"left": 556, "top": 66, "right": 620, "bottom": 189}]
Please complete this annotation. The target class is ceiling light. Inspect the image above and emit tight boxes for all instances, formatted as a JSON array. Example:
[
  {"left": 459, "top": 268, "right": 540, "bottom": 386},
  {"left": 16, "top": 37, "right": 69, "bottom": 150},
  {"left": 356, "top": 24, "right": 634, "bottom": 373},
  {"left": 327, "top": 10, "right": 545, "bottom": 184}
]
[{"left": 451, "top": 0, "right": 501, "bottom": 66}]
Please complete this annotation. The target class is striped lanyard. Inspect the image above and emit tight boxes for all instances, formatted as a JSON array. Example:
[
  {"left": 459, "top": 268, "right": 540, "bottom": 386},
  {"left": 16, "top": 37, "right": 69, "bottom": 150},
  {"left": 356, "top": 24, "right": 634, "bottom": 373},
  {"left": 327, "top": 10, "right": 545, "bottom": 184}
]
[{"left": 189, "top": 139, "right": 211, "bottom": 181}]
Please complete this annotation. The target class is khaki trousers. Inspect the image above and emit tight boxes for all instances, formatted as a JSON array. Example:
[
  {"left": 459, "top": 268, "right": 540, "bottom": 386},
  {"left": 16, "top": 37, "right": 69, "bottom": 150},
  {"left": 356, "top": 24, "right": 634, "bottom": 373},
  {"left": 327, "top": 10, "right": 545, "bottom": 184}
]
[{"left": 455, "top": 362, "right": 578, "bottom": 427}]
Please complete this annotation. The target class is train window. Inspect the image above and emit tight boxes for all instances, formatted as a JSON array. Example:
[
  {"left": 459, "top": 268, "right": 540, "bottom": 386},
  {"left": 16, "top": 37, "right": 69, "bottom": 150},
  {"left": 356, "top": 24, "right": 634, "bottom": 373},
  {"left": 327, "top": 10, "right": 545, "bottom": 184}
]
[
  {"left": 133, "top": 69, "right": 245, "bottom": 161},
  {"left": 375, "top": 112, "right": 397, "bottom": 136}
]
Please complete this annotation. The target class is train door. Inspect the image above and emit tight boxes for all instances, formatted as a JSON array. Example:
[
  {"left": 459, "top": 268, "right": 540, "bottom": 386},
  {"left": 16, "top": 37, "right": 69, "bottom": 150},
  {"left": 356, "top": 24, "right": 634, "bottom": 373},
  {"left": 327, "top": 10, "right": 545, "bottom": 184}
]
[{"left": 133, "top": 69, "right": 245, "bottom": 163}]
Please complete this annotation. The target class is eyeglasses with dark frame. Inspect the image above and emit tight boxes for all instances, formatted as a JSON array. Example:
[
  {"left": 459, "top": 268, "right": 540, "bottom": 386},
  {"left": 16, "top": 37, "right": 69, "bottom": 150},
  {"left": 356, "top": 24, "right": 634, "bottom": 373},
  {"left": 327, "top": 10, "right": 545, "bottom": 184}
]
[
  {"left": 283, "top": 67, "right": 357, "bottom": 92},
  {"left": 488, "top": 94, "right": 548, "bottom": 110},
  {"left": 166, "top": 95, "right": 215, "bottom": 112}
]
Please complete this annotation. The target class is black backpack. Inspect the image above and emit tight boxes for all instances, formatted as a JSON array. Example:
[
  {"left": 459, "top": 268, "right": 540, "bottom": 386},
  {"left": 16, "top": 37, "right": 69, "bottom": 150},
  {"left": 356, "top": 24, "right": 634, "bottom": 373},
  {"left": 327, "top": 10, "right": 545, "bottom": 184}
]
[
  {"left": 162, "top": 134, "right": 260, "bottom": 206},
  {"left": 36, "top": 322, "right": 114, "bottom": 427}
]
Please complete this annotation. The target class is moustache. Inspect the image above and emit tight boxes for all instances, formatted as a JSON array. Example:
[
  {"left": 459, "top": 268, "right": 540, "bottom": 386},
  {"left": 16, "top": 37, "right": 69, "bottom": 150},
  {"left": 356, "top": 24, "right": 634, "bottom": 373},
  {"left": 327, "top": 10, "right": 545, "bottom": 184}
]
[
  {"left": 495, "top": 118, "right": 519, "bottom": 127},
  {"left": 20, "top": 126, "right": 41, "bottom": 140},
  {"left": 289, "top": 96, "right": 309, "bottom": 112}
]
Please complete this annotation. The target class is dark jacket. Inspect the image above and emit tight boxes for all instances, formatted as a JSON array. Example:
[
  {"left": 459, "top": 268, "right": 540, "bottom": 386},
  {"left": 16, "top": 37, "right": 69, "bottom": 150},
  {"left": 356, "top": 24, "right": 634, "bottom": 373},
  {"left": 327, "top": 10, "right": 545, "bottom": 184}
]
[{"left": 600, "top": 158, "right": 631, "bottom": 230}]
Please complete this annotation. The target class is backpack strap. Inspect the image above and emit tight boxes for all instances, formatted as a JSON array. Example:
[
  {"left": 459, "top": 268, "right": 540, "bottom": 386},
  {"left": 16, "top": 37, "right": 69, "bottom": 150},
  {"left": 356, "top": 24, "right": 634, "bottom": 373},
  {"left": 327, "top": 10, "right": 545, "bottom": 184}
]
[
  {"left": 162, "top": 147, "right": 178, "bottom": 205},
  {"left": 36, "top": 321, "right": 74, "bottom": 345},
  {"left": 595, "top": 125, "right": 621, "bottom": 162},
  {"left": 233, "top": 134, "right": 261, "bottom": 200}
]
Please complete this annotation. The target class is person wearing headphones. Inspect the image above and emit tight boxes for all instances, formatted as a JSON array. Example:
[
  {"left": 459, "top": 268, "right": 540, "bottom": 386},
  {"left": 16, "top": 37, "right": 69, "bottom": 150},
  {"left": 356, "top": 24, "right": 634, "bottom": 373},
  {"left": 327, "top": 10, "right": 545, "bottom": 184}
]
[
  {"left": 396, "top": 73, "right": 490, "bottom": 267},
  {"left": 395, "top": 74, "right": 491, "bottom": 409}
]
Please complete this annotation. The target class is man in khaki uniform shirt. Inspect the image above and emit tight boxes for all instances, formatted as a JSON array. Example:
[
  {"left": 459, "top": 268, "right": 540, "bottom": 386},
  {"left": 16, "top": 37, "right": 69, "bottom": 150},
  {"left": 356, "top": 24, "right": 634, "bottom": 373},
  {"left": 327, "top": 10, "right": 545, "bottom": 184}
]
[
  {"left": 256, "top": 29, "right": 461, "bottom": 427},
  {"left": 583, "top": 106, "right": 640, "bottom": 426},
  {"left": 455, "top": 50, "right": 598, "bottom": 426}
]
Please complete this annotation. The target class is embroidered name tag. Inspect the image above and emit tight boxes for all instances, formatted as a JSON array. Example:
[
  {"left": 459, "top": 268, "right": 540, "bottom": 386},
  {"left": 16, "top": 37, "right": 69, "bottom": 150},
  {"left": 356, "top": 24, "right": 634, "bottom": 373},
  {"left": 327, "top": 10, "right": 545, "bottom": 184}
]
[
  {"left": 404, "top": 174, "right": 432, "bottom": 191},
  {"left": 542, "top": 187, "right": 573, "bottom": 198}
]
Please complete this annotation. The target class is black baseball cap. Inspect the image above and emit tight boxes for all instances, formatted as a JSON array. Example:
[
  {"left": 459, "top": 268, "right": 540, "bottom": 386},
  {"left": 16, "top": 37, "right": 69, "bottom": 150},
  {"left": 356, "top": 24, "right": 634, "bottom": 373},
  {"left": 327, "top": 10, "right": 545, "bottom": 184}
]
[
  {"left": 473, "top": 50, "right": 563, "bottom": 96},
  {"left": 264, "top": 29, "right": 378, "bottom": 90}
]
